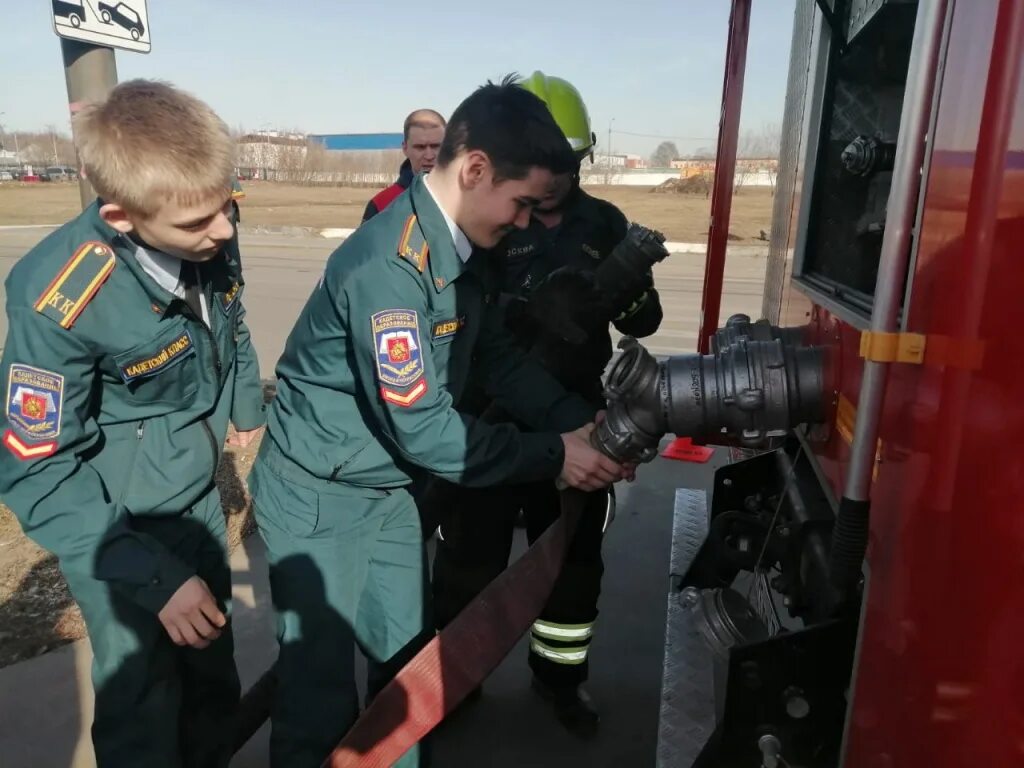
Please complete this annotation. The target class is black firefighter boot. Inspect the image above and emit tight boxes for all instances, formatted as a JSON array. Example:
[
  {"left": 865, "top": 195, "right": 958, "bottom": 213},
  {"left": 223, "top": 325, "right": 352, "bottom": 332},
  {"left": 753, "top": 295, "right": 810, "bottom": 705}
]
[{"left": 530, "top": 676, "right": 601, "bottom": 739}]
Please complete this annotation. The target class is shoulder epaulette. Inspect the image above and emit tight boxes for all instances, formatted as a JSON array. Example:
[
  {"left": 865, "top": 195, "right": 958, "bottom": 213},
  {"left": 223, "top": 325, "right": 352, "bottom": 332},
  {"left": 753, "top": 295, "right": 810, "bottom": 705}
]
[
  {"left": 34, "top": 241, "right": 116, "bottom": 329},
  {"left": 396, "top": 215, "right": 429, "bottom": 273}
]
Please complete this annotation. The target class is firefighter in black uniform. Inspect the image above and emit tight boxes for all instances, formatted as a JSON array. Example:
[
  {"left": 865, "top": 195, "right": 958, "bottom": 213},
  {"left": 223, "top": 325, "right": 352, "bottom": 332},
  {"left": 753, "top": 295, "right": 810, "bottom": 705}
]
[{"left": 430, "top": 71, "right": 663, "bottom": 738}]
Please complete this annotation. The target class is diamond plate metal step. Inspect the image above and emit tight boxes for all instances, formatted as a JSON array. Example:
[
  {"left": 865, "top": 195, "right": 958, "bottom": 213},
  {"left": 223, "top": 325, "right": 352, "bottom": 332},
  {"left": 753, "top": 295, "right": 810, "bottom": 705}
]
[{"left": 656, "top": 488, "right": 716, "bottom": 767}]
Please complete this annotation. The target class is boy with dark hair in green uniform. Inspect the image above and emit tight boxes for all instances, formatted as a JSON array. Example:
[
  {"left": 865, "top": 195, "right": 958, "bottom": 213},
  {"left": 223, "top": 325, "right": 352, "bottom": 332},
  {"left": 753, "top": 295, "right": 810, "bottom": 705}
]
[
  {"left": 432, "top": 71, "right": 664, "bottom": 738},
  {"left": 0, "top": 80, "right": 266, "bottom": 767},
  {"left": 247, "top": 75, "right": 632, "bottom": 767}
]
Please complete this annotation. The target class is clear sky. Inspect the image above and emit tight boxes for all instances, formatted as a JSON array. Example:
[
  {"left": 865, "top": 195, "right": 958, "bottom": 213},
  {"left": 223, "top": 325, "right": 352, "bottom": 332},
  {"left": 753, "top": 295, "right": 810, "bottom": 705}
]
[{"left": 2, "top": 0, "right": 798, "bottom": 158}]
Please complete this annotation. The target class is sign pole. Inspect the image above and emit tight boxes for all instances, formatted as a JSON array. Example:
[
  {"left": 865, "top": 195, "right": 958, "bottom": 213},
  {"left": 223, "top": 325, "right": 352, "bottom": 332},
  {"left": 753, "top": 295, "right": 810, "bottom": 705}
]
[{"left": 61, "top": 39, "right": 118, "bottom": 211}]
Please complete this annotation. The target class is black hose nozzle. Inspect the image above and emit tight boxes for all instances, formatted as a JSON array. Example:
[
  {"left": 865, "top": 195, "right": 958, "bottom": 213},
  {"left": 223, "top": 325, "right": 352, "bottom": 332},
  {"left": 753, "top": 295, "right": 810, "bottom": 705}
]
[{"left": 595, "top": 336, "right": 827, "bottom": 464}]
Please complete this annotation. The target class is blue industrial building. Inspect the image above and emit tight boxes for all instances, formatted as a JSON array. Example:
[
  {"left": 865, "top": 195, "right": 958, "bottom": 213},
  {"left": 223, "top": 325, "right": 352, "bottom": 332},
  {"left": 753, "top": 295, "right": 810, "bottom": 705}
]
[{"left": 309, "top": 133, "right": 404, "bottom": 151}]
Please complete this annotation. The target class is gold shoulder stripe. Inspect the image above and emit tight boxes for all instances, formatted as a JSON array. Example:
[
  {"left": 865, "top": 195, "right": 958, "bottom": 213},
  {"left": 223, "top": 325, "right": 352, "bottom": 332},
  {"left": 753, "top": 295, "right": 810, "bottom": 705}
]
[
  {"left": 34, "top": 241, "right": 116, "bottom": 329},
  {"left": 398, "top": 215, "right": 416, "bottom": 253},
  {"left": 396, "top": 215, "right": 429, "bottom": 273}
]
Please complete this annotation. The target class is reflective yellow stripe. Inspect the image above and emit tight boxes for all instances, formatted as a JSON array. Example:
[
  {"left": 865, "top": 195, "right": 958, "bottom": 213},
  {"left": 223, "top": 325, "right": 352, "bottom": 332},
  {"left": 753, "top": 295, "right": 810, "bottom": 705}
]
[
  {"left": 836, "top": 394, "right": 882, "bottom": 480},
  {"left": 531, "top": 620, "right": 594, "bottom": 641},
  {"left": 530, "top": 639, "right": 588, "bottom": 665},
  {"left": 615, "top": 291, "right": 649, "bottom": 321}
]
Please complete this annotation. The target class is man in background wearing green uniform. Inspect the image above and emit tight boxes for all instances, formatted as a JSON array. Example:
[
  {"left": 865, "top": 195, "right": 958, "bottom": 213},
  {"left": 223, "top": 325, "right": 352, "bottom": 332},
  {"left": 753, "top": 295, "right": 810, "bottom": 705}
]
[
  {"left": 247, "top": 76, "right": 632, "bottom": 767},
  {"left": 431, "top": 72, "right": 663, "bottom": 738},
  {"left": 0, "top": 81, "right": 266, "bottom": 767}
]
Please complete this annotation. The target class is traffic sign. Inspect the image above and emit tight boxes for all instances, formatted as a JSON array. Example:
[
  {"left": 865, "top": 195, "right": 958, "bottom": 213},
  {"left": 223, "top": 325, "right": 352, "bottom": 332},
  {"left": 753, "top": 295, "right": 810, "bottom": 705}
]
[{"left": 51, "top": 0, "right": 151, "bottom": 54}]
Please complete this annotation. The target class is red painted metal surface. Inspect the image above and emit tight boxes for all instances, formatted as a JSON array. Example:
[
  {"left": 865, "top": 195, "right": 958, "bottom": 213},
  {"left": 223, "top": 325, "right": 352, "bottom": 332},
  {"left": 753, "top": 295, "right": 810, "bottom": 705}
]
[
  {"left": 697, "top": 0, "right": 751, "bottom": 354},
  {"left": 796, "top": 1, "right": 1024, "bottom": 764}
]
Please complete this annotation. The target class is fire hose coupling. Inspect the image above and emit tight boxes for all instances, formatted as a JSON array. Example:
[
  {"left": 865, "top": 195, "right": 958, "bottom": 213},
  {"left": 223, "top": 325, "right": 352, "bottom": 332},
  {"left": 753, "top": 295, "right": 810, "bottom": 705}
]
[
  {"left": 711, "top": 313, "right": 807, "bottom": 353},
  {"left": 595, "top": 332, "right": 828, "bottom": 465}
]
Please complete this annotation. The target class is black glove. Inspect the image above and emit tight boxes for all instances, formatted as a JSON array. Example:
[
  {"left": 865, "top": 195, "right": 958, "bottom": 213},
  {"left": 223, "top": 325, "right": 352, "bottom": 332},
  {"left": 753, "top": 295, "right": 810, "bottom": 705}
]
[{"left": 593, "top": 223, "right": 669, "bottom": 317}]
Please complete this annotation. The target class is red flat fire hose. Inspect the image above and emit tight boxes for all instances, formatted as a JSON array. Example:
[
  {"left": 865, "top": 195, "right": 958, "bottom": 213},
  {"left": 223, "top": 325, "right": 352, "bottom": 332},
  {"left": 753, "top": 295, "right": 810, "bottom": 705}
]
[
  {"left": 322, "top": 494, "right": 585, "bottom": 767},
  {"left": 231, "top": 491, "right": 587, "bottom": 765}
]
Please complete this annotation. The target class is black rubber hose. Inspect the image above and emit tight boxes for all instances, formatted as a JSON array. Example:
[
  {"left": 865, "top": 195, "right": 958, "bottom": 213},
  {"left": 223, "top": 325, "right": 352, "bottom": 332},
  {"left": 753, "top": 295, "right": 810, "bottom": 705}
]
[
  {"left": 232, "top": 665, "right": 277, "bottom": 754},
  {"left": 828, "top": 497, "right": 870, "bottom": 609}
]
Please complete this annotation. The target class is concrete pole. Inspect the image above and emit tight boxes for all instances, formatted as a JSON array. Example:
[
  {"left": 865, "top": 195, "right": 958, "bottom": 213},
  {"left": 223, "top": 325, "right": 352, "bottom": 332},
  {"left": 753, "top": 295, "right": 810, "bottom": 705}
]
[{"left": 61, "top": 39, "right": 118, "bottom": 210}]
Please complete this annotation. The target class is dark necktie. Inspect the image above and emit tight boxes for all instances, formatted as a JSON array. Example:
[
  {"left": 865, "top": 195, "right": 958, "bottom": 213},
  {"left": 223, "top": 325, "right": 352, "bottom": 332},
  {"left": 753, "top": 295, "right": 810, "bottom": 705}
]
[{"left": 180, "top": 263, "right": 205, "bottom": 322}]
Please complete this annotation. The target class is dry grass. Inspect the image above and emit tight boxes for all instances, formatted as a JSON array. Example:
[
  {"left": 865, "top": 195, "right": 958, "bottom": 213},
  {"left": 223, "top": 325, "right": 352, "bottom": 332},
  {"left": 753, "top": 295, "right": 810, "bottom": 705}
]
[
  {"left": 0, "top": 183, "right": 83, "bottom": 226},
  {"left": 590, "top": 185, "right": 774, "bottom": 242},
  {"left": 0, "top": 181, "right": 776, "bottom": 243}
]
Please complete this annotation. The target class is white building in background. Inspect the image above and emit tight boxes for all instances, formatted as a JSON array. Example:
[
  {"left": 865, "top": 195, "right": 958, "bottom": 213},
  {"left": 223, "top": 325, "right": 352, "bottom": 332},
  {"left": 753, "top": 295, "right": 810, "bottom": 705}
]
[
  {"left": 594, "top": 153, "right": 626, "bottom": 168},
  {"left": 580, "top": 170, "right": 681, "bottom": 187},
  {"left": 236, "top": 132, "right": 308, "bottom": 178},
  {"left": 593, "top": 153, "right": 647, "bottom": 170}
]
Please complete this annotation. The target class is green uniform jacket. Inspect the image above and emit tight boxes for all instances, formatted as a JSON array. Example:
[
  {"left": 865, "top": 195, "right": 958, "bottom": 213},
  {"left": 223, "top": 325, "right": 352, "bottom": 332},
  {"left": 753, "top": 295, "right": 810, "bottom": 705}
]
[
  {"left": 0, "top": 203, "right": 265, "bottom": 613},
  {"left": 264, "top": 174, "right": 594, "bottom": 490}
]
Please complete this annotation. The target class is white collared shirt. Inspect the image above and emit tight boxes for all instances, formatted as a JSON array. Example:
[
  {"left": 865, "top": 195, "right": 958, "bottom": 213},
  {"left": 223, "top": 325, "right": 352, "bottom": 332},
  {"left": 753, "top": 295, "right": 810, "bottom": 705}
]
[
  {"left": 423, "top": 174, "right": 473, "bottom": 263},
  {"left": 133, "top": 243, "right": 211, "bottom": 326}
]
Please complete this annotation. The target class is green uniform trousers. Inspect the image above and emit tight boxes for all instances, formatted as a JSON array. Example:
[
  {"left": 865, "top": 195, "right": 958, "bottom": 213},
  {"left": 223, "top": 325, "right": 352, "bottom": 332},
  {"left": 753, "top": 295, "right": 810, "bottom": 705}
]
[
  {"left": 249, "top": 438, "right": 432, "bottom": 768},
  {"left": 61, "top": 492, "right": 239, "bottom": 768}
]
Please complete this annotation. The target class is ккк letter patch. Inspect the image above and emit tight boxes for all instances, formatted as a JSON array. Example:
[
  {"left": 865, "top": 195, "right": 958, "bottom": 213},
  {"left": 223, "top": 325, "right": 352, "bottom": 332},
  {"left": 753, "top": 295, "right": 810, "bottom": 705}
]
[
  {"left": 4, "top": 364, "right": 64, "bottom": 459},
  {"left": 372, "top": 309, "right": 427, "bottom": 407}
]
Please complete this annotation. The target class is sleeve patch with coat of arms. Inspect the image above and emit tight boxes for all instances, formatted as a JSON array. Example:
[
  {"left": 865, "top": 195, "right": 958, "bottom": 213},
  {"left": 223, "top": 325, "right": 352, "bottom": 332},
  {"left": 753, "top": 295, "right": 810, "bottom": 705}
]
[
  {"left": 371, "top": 309, "right": 428, "bottom": 407},
  {"left": 3, "top": 364, "right": 64, "bottom": 459}
]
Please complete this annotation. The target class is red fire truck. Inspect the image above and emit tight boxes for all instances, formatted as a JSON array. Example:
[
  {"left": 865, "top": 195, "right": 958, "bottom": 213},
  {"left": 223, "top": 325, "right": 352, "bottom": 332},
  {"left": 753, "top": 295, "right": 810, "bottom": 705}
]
[{"left": 653, "top": 0, "right": 1024, "bottom": 765}]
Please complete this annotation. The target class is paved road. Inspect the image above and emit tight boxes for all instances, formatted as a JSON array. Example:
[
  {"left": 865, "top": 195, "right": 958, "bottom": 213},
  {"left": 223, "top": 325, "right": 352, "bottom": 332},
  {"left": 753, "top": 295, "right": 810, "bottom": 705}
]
[
  {"left": 0, "top": 227, "right": 768, "bottom": 371},
  {"left": 0, "top": 439, "right": 729, "bottom": 768}
]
